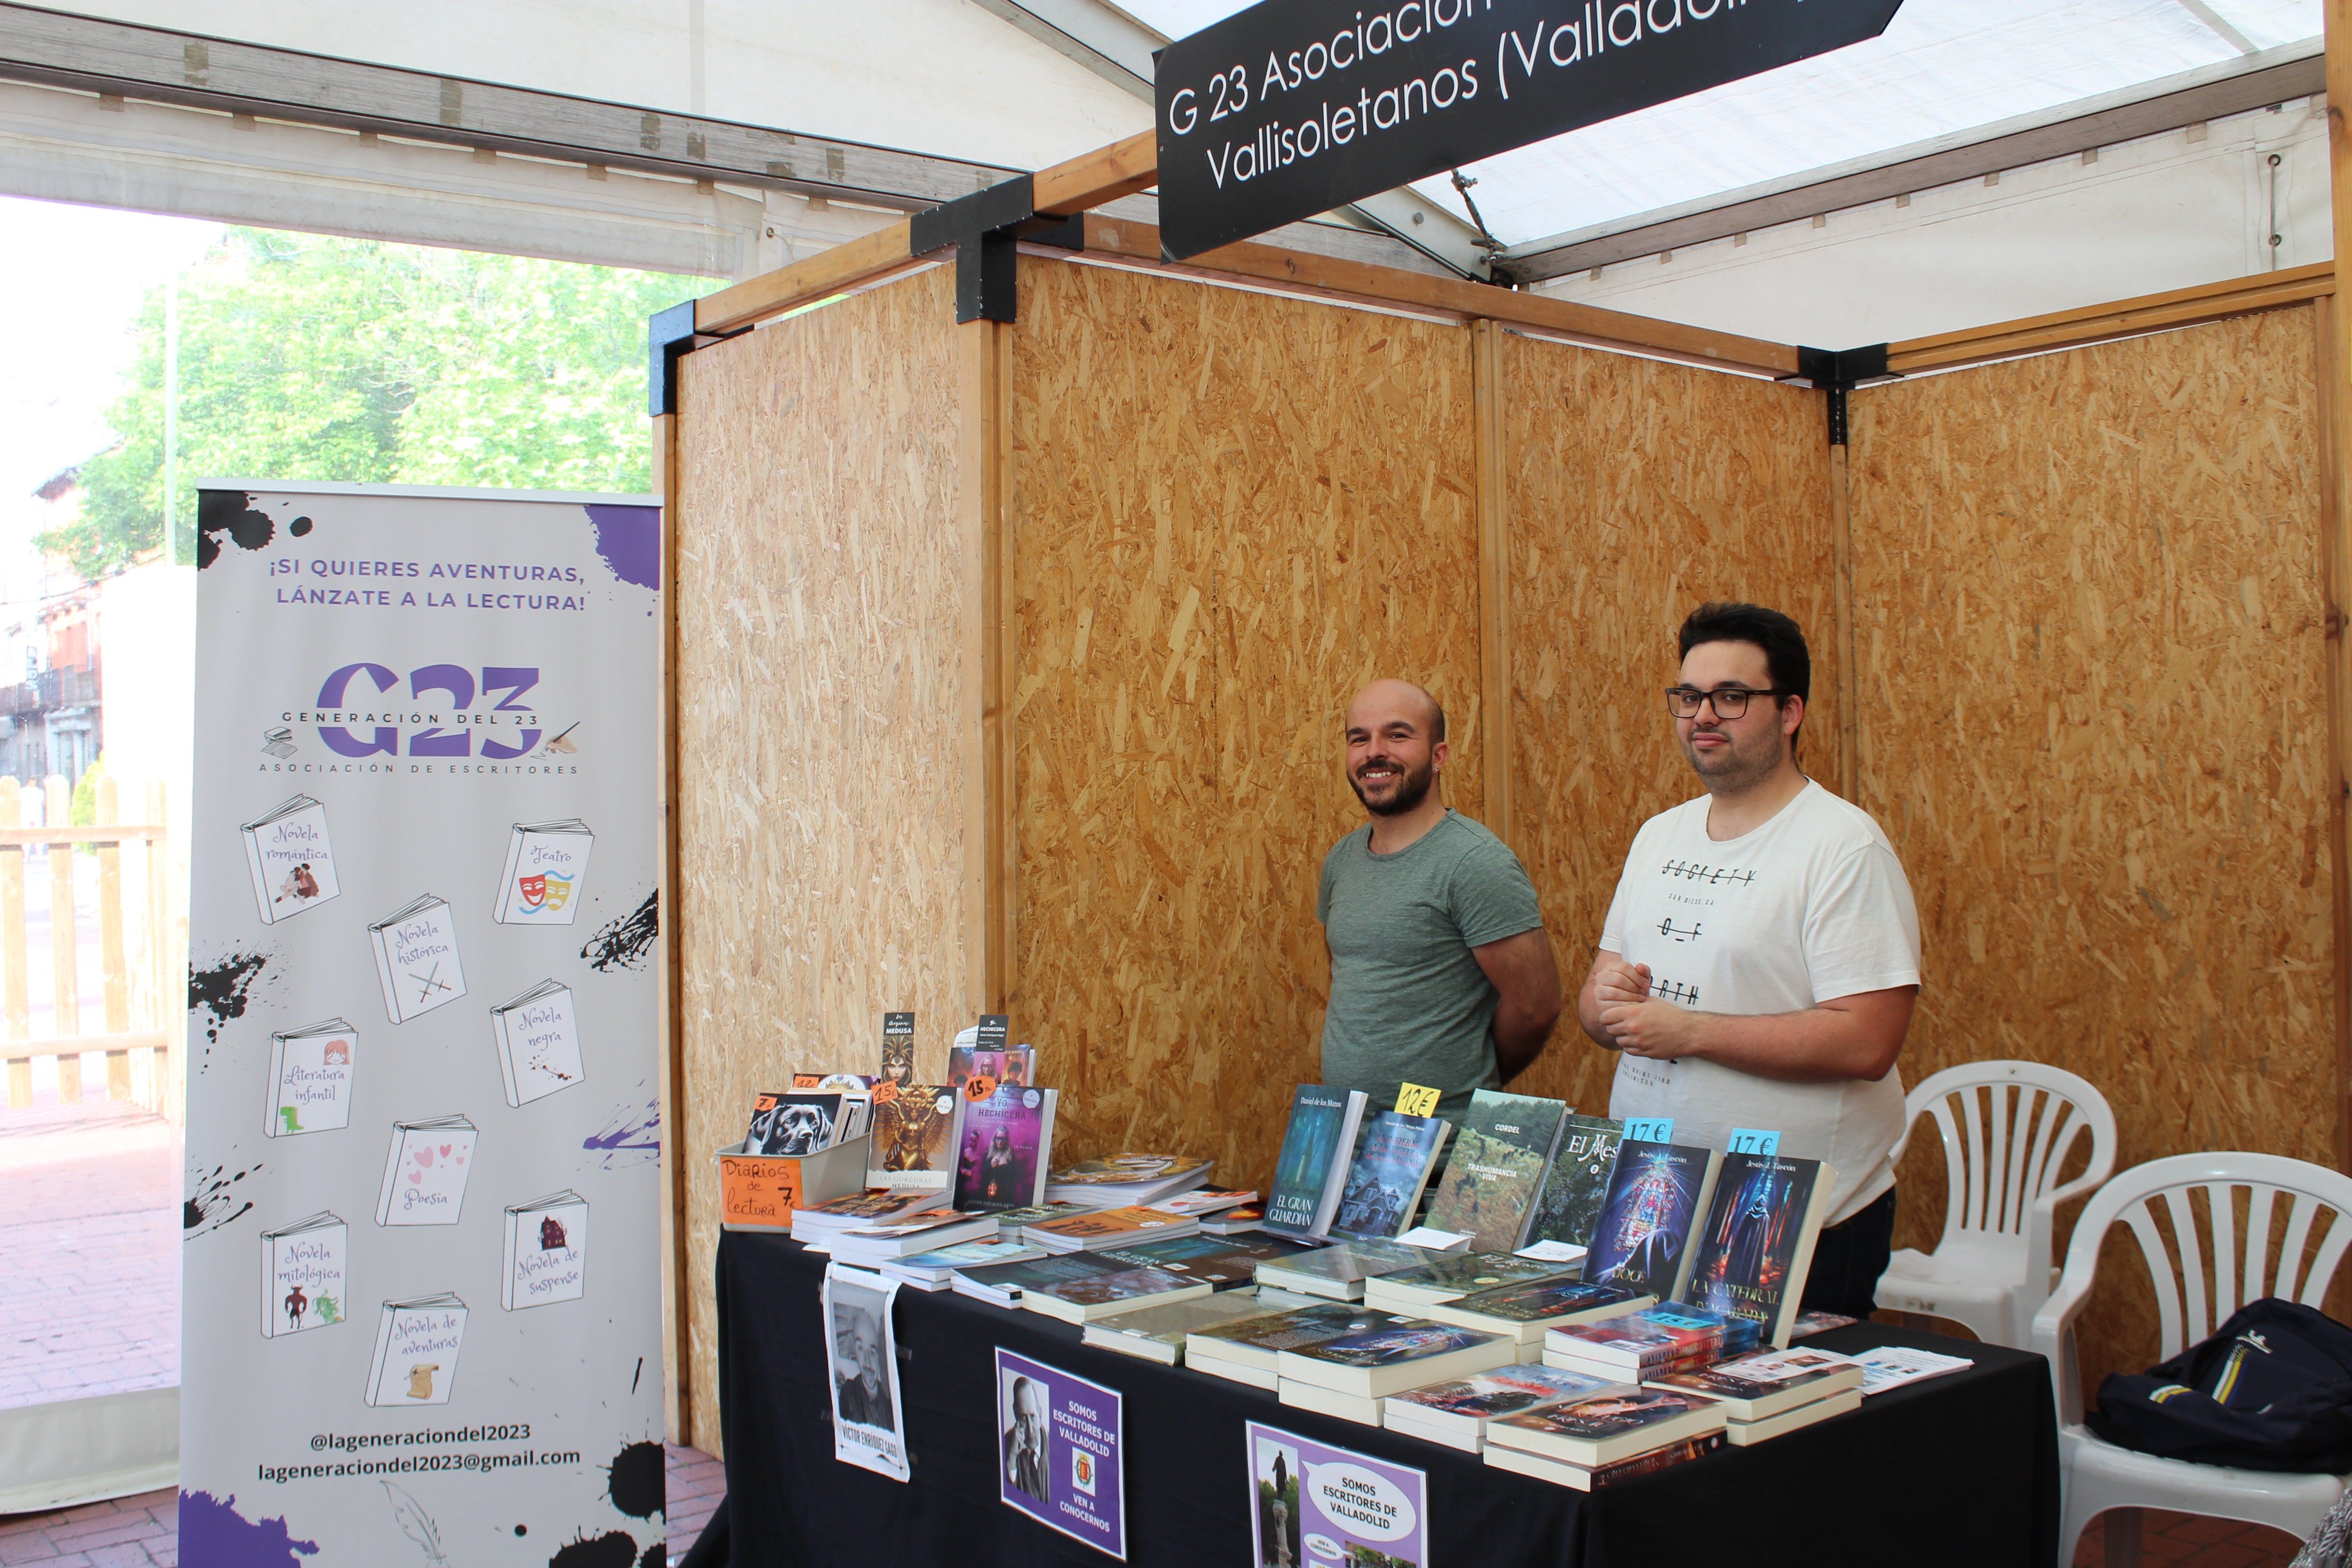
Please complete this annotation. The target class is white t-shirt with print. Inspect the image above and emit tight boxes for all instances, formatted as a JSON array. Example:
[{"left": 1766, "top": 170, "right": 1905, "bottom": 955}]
[{"left": 1601, "top": 779, "right": 1921, "bottom": 1225}]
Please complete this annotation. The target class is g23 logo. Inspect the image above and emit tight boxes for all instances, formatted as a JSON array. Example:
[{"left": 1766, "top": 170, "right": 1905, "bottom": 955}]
[{"left": 315, "top": 663, "right": 542, "bottom": 759}]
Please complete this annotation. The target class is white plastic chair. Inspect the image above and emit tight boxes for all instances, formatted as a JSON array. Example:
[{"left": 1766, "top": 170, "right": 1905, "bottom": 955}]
[
  {"left": 2030, "top": 1152, "right": 2352, "bottom": 1567},
  {"left": 1874, "top": 1060, "right": 2117, "bottom": 1348}
]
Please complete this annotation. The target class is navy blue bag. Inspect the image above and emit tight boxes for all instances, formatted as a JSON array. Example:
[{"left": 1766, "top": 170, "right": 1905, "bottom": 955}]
[{"left": 2087, "top": 1298, "right": 2352, "bottom": 1474}]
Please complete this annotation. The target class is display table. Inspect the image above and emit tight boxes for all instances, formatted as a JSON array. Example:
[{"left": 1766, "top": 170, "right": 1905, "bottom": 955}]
[{"left": 715, "top": 1231, "right": 2059, "bottom": 1567}]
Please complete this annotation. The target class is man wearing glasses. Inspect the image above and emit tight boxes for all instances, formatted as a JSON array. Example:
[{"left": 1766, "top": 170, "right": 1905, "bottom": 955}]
[{"left": 1575, "top": 603, "right": 1919, "bottom": 1318}]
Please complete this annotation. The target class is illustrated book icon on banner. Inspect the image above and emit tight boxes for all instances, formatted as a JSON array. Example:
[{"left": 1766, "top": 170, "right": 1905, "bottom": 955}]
[
  {"left": 489, "top": 980, "right": 585, "bottom": 1107},
  {"left": 240, "top": 794, "right": 340, "bottom": 924},
  {"left": 263, "top": 1017, "right": 357, "bottom": 1137},
  {"left": 369, "top": 895, "right": 467, "bottom": 1023},
  {"left": 364, "top": 1293, "right": 468, "bottom": 1407},
  {"left": 493, "top": 819, "right": 594, "bottom": 925},
  {"left": 258, "top": 1211, "right": 347, "bottom": 1338},
  {"left": 501, "top": 1191, "right": 588, "bottom": 1310},
  {"left": 375, "top": 1115, "right": 477, "bottom": 1226}
]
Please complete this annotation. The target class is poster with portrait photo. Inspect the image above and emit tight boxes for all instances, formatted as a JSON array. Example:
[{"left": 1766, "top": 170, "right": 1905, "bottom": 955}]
[
  {"left": 1245, "top": 1422, "right": 1426, "bottom": 1568},
  {"left": 822, "top": 1263, "right": 909, "bottom": 1481},
  {"left": 994, "top": 1349, "right": 1125, "bottom": 1558}
]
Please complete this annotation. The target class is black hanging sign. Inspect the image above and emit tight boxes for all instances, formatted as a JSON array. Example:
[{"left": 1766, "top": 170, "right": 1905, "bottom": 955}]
[{"left": 1154, "top": 0, "right": 1903, "bottom": 261}]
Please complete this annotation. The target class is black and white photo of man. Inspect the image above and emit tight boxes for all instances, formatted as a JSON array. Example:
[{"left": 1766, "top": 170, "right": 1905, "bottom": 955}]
[
  {"left": 821, "top": 1267, "right": 909, "bottom": 1479},
  {"left": 1001, "top": 1372, "right": 1047, "bottom": 1501}
]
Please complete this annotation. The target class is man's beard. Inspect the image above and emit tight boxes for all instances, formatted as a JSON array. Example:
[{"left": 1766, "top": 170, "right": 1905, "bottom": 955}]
[
  {"left": 1681, "top": 721, "right": 1784, "bottom": 792},
  {"left": 1349, "top": 755, "right": 1435, "bottom": 816}
]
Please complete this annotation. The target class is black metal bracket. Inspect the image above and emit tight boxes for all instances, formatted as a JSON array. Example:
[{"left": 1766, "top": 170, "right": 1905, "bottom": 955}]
[
  {"left": 646, "top": 300, "right": 749, "bottom": 417},
  {"left": 910, "top": 174, "right": 1044, "bottom": 324},
  {"left": 1787, "top": 343, "right": 1892, "bottom": 446}
]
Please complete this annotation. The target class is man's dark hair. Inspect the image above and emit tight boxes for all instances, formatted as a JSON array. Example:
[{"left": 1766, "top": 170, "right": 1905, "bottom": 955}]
[
  {"left": 1677, "top": 603, "right": 1810, "bottom": 743},
  {"left": 1424, "top": 691, "right": 1447, "bottom": 745}
]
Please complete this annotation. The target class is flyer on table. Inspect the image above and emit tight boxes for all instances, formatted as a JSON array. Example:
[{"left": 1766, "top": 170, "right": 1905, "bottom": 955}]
[
  {"left": 181, "top": 485, "right": 665, "bottom": 1567},
  {"left": 1246, "top": 1422, "right": 1427, "bottom": 1568},
  {"left": 995, "top": 1349, "right": 1126, "bottom": 1558}
]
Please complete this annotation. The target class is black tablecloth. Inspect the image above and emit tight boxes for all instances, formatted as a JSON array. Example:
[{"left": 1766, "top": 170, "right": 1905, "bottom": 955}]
[{"left": 716, "top": 1231, "right": 2059, "bottom": 1567}]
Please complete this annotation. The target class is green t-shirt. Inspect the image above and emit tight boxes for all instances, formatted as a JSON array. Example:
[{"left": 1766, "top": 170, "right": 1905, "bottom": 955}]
[{"left": 1315, "top": 808, "right": 1544, "bottom": 1121}]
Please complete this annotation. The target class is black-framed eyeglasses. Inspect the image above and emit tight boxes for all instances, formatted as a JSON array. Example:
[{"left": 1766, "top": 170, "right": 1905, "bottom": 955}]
[{"left": 1665, "top": 686, "right": 1785, "bottom": 720}]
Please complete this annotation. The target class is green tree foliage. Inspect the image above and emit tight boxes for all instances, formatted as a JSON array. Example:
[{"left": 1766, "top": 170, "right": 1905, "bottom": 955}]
[{"left": 49, "top": 229, "right": 699, "bottom": 577}]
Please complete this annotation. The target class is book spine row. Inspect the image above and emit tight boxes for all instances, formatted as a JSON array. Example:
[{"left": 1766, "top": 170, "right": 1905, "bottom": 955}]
[{"left": 1588, "top": 1431, "right": 1727, "bottom": 1490}]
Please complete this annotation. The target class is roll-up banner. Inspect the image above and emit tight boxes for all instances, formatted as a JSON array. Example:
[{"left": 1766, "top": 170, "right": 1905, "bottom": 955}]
[
  {"left": 1154, "top": 0, "right": 1905, "bottom": 260},
  {"left": 180, "top": 484, "right": 666, "bottom": 1566}
]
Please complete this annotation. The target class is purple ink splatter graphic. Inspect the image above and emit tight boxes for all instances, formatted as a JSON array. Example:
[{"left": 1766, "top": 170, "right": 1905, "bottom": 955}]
[
  {"left": 179, "top": 1490, "right": 319, "bottom": 1566},
  {"left": 584, "top": 505, "right": 660, "bottom": 590},
  {"left": 584, "top": 1092, "right": 660, "bottom": 1170}
]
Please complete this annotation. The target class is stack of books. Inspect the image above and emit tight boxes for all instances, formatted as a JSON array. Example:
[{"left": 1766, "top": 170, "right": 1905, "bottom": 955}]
[
  {"left": 1083, "top": 1289, "right": 1316, "bottom": 1365},
  {"left": 876, "top": 1236, "right": 1044, "bottom": 1291},
  {"left": 1253, "top": 1239, "right": 1431, "bottom": 1301},
  {"left": 1363, "top": 1252, "right": 1576, "bottom": 1317},
  {"left": 984, "top": 1200, "right": 1097, "bottom": 1240},
  {"left": 1383, "top": 1365, "right": 1618, "bottom": 1453},
  {"left": 1647, "top": 1346, "right": 1866, "bottom": 1445},
  {"left": 1147, "top": 1187, "right": 1258, "bottom": 1220},
  {"left": 1200, "top": 1203, "right": 1270, "bottom": 1235},
  {"left": 1483, "top": 1384, "right": 1729, "bottom": 1490},
  {"left": 1542, "top": 1302, "right": 1764, "bottom": 1382},
  {"left": 1275, "top": 1320, "right": 1518, "bottom": 1426},
  {"left": 788, "top": 1189, "right": 929, "bottom": 1249},
  {"left": 1044, "top": 1154, "right": 1215, "bottom": 1209},
  {"left": 1416, "top": 1276, "right": 1656, "bottom": 1349},
  {"left": 1185, "top": 1303, "right": 1402, "bottom": 1391},
  {"left": 1024, "top": 1205, "right": 1199, "bottom": 1254},
  {"left": 827, "top": 1206, "right": 1000, "bottom": 1268},
  {"left": 1021, "top": 1266, "right": 1213, "bottom": 1323},
  {"left": 950, "top": 1251, "right": 1127, "bottom": 1308},
  {"left": 1089, "top": 1232, "right": 1322, "bottom": 1290}
]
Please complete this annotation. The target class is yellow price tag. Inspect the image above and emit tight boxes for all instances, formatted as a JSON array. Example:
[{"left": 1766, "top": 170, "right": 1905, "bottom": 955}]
[{"left": 1395, "top": 1083, "right": 1441, "bottom": 1117}]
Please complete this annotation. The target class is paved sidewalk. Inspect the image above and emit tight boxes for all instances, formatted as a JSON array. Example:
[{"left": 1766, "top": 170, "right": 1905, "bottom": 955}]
[
  {"left": 0, "top": 1445, "right": 721, "bottom": 1566},
  {"left": 2073, "top": 1509, "right": 2301, "bottom": 1567},
  {"left": 0, "top": 1099, "right": 178, "bottom": 1409}
]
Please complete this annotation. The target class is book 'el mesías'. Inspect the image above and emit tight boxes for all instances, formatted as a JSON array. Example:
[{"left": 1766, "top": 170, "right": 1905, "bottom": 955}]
[
  {"left": 263, "top": 1018, "right": 356, "bottom": 1138},
  {"left": 1522, "top": 1113, "right": 1625, "bottom": 1251},
  {"left": 489, "top": 980, "right": 586, "bottom": 1107},
  {"left": 1583, "top": 1140, "right": 1723, "bottom": 1301},
  {"left": 501, "top": 1191, "right": 588, "bottom": 1311},
  {"left": 375, "top": 1115, "right": 477, "bottom": 1226},
  {"left": 1264, "top": 1085, "right": 1367, "bottom": 1236},
  {"left": 1420, "top": 1089, "right": 1569, "bottom": 1253},
  {"left": 364, "top": 1293, "right": 467, "bottom": 1407},
  {"left": 1681, "top": 1151, "right": 1838, "bottom": 1348},
  {"left": 240, "top": 794, "right": 340, "bottom": 925},
  {"left": 368, "top": 895, "right": 467, "bottom": 1024},
  {"left": 259, "top": 1211, "right": 347, "bottom": 1338},
  {"left": 491, "top": 819, "right": 593, "bottom": 925}
]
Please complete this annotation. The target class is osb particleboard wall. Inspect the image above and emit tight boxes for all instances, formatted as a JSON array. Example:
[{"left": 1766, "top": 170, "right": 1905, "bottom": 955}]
[
  {"left": 1499, "top": 329, "right": 1838, "bottom": 1118},
  {"left": 1849, "top": 305, "right": 2335, "bottom": 1390},
  {"left": 673, "top": 264, "right": 971, "bottom": 1451},
  {"left": 1009, "top": 256, "right": 1485, "bottom": 1193}
]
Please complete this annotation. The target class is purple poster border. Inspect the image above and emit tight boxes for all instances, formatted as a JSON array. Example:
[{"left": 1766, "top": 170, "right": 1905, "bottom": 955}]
[{"left": 995, "top": 1348, "right": 1127, "bottom": 1558}]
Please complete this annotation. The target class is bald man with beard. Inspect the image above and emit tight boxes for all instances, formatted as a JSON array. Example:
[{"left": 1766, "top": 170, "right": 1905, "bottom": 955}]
[{"left": 1315, "top": 679, "right": 1562, "bottom": 1122}]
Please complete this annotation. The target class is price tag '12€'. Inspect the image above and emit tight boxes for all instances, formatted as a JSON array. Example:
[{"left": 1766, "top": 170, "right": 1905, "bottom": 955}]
[{"left": 1395, "top": 1083, "right": 1441, "bottom": 1118}]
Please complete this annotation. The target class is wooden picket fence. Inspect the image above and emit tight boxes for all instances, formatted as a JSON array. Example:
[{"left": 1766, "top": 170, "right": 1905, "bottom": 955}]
[{"left": 0, "top": 774, "right": 179, "bottom": 1119}]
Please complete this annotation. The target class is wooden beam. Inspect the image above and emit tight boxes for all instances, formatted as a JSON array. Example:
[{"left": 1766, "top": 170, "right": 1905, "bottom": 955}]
[
  {"left": 960, "top": 319, "right": 1016, "bottom": 1016},
  {"left": 1061, "top": 213, "right": 1803, "bottom": 377},
  {"left": 2323, "top": 0, "right": 2352, "bottom": 1173},
  {"left": 694, "top": 221, "right": 917, "bottom": 336},
  {"left": 1886, "top": 263, "right": 2335, "bottom": 375},
  {"left": 1035, "top": 129, "right": 1158, "bottom": 218},
  {"left": 1471, "top": 319, "right": 1514, "bottom": 849},
  {"left": 0, "top": 1030, "right": 166, "bottom": 1063},
  {"left": 1829, "top": 440, "right": 1858, "bottom": 804},
  {"left": 652, "top": 407, "right": 693, "bottom": 1445}
]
